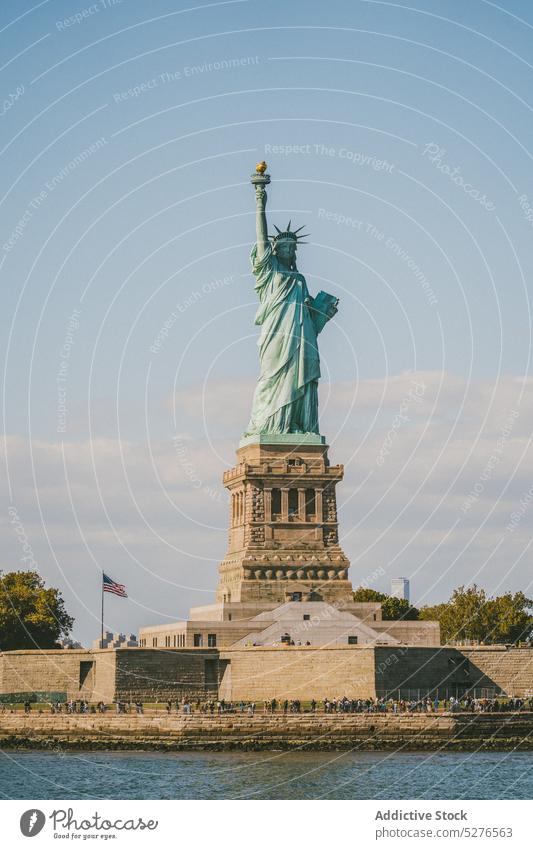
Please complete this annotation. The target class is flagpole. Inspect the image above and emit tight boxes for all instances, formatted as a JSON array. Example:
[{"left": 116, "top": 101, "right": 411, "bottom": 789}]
[{"left": 101, "top": 571, "right": 104, "bottom": 649}]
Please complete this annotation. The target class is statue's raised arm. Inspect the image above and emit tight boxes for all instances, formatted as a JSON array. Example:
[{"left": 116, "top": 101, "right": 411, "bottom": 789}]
[{"left": 251, "top": 161, "right": 269, "bottom": 254}]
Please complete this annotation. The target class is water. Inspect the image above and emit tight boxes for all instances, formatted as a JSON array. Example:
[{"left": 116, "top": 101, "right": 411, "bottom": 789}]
[{"left": 0, "top": 749, "right": 531, "bottom": 799}]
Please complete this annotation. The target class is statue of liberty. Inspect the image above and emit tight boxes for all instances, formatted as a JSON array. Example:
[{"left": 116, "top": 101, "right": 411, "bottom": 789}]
[{"left": 244, "top": 163, "right": 339, "bottom": 439}]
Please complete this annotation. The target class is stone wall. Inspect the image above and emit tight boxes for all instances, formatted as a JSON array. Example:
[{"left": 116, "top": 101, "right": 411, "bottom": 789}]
[
  {"left": 220, "top": 645, "right": 473, "bottom": 701},
  {"left": 3, "top": 645, "right": 533, "bottom": 705},
  {"left": 219, "top": 645, "right": 376, "bottom": 700},
  {"left": 91, "top": 651, "right": 116, "bottom": 701},
  {"left": 1, "top": 712, "right": 533, "bottom": 751},
  {"left": 376, "top": 646, "right": 533, "bottom": 699},
  {"left": 371, "top": 620, "right": 440, "bottom": 647},
  {"left": 0, "top": 648, "right": 220, "bottom": 703},
  {"left": 374, "top": 647, "right": 470, "bottom": 698},
  {"left": 460, "top": 647, "right": 533, "bottom": 697},
  {"left": 0, "top": 650, "right": 116, "bottom": 702},
  {"left": 114, "top": 649, "right": 220, "bottom": 701}
]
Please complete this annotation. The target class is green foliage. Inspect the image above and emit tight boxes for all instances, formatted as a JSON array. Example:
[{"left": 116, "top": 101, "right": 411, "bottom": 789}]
[
  {"left": 0, "top": 570, "right": 74, "bottom": 651},
  {"left": 352, "top": 587, "right": 419, "bottom": 620},
  {"left": 488, "top": 591, "right": 533, "bottom": 643},
  {"left": 381, "top": 596, "right": 420, "bottom": 621},
  {"left": 352, "top": 587, "right": 386, "bottom": 602},
  {"left": 419, "top": 584, "right": 533, "bottom": 645}
]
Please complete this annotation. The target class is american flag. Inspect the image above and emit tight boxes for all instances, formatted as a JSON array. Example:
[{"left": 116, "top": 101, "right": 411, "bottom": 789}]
[{"left": 102, "top": 573, "right": 127, "bottom": 598}]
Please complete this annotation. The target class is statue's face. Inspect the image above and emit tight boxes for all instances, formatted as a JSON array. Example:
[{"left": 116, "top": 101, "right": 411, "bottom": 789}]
[{"left": 275, "top": 238, "right": 296, "bottom": 265}]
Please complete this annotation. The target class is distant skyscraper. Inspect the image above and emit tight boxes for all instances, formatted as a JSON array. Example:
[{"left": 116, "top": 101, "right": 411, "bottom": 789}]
[{"left": 391, "top": 577, "right": 410, "bottom": 602}]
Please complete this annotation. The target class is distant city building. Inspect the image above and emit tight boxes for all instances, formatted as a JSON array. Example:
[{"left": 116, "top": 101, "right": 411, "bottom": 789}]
[
  {"left": 92, "top": 631, "right": 138, "bottom": 649},
  {"left": 59, "top": 637, "right": 83, "bottom": 649},
  {"left": 391, "top": 578, "right": 410, "bottom": 602}
]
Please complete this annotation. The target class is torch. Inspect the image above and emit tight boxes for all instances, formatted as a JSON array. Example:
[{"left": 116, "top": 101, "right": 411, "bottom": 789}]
[{"left": 250, "top": 160, "right": 271, "bottom": 197}]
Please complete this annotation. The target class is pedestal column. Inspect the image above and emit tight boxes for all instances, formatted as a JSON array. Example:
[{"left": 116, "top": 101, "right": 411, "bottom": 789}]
[
  {"left": 315, "top": 488, "right": 323, "bottom": 522},
  {"left": 264, "top": 487, "right": 272, "bottom": 522},
  {"left": 281, "top": 488, "right": 289, "bottom": 522},
  {"left": 298, "top": 488, "right": 306, "bottom": 521}
]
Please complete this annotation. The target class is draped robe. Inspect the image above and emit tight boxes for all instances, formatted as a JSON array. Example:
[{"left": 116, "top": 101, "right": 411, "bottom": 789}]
[{"left": 245, "top": 243, "right": 321, "bottom": 436}]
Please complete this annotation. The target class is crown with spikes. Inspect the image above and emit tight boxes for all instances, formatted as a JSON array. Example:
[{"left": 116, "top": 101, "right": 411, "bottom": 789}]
[{"left": 269, "top": 220, "right": 309, "bottom": 245}]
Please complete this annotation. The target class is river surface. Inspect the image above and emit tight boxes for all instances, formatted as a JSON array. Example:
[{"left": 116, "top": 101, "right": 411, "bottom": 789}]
[{"left": 0, "top": 749, "right": 532, "bottom": 799}]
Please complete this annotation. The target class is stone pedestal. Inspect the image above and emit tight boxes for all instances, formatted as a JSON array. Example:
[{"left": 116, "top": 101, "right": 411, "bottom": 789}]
[{"left": 216, "top": 438, "right": 352, "bottom": 604}]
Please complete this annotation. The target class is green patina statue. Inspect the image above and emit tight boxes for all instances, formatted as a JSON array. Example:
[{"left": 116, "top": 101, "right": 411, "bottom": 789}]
[{"left": 244, "top": 163, "right": 339, "bottom": 440}]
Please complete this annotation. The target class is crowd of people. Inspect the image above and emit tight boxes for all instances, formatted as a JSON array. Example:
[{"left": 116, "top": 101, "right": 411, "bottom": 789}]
[
  {"left": 449, "top": 695, "right": 532, "bottom": 713},
  {"left": 9, "top": 694, "right": 533, "bottom": 715},
  {"left": 158, "top": 695, "right": 533, "bottom": 715}
]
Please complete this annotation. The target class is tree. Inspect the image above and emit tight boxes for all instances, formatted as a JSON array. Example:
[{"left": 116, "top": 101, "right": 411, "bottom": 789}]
[
  {"left": 381, "top": 596, "right": 420, "bottom": 621},
  {"left": 353, "top": 587, "right": 419, "bottom": 620},
  {"left": 353, "top": 587, "right": 386, "bottom": 603},
  {"left": 485, "top": 591, "right": 533, "bottom": 644},
  {"left": 420, "top": 585, "right": 489, "bottom": 644},
  {"left": 0, "top": 570, "right": 74, "bottom": 651},
  {"left": 419, "top": 584, "right": 533, "bottom": 645}
]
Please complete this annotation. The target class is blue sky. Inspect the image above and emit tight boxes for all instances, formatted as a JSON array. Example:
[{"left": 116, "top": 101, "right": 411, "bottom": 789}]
[{"left": 2, "top": 0, "right": 533, "bottom": 645}]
